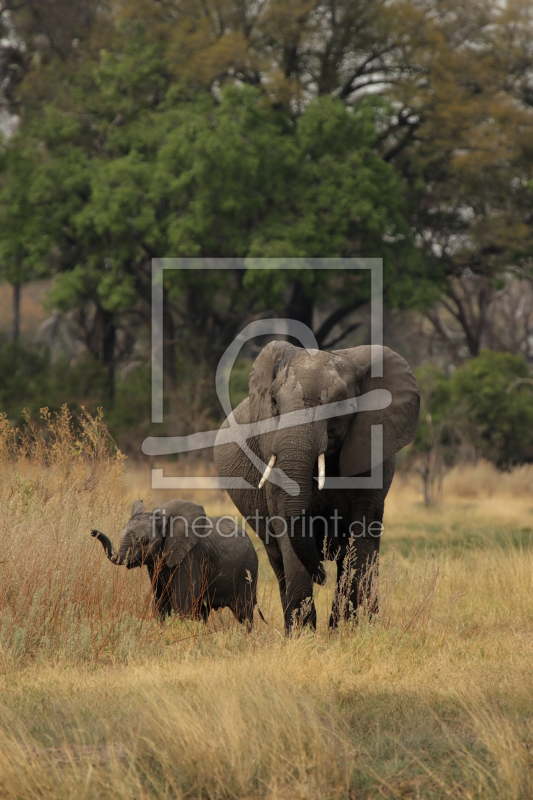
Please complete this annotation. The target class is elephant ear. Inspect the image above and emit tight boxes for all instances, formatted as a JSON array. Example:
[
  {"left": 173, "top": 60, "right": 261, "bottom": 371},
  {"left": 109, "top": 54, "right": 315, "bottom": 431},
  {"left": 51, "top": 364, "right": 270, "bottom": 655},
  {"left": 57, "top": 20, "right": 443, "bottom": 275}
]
[
  {"left": 248, "top": 341, "right": 301, "bottom": 422},
  {"left": 131, "top": 499, "right": 146, "bottom": 517},
  {"left": 155, "top": 500, "right": 210, "bottom": 569},
  {"left": 335, "top": 345, "right": 420, "bottom": 476}
]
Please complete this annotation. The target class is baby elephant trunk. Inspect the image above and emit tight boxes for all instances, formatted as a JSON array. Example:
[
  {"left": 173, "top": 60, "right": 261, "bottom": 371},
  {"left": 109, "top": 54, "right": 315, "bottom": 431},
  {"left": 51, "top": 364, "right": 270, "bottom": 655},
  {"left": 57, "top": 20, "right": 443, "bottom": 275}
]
[{"left": 91, "top": 529, "right": 125, "bottom": 565}]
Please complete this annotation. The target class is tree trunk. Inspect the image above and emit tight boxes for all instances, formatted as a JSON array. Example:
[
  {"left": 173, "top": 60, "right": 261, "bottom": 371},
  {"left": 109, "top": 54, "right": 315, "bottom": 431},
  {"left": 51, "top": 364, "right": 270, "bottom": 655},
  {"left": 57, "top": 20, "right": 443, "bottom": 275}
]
[
  {"left": 286, "top": 280, "right": 314, "bottom": 334},
  {"left": 162, "top": 286, "right": 177, "bottom": 390},
  {"left": 101, "top": 309, "right": 116, "bottom": 407}
]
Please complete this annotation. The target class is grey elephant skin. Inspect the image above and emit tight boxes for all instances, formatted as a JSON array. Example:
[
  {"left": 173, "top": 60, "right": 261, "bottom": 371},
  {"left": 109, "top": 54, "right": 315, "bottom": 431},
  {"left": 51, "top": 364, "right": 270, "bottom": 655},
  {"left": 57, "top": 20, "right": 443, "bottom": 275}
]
[
  {"left": 214, "top": 343, "right": 420, "bottom": 633},
  {"left": 91, "top": 499, "right": 260, "bottom": 625}
]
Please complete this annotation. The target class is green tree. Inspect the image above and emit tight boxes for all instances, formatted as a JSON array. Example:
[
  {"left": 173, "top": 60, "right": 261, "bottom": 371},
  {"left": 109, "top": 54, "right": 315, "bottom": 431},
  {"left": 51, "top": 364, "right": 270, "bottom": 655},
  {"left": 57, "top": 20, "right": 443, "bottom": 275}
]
[
  {"left": 406, "top": 351, "right": 533, "bottom": 502},
  {"left": 6, "top": 0, "right": 533, "bottom": 424},
  {"left": 404, "top": 364, "right": 470, "bottom": 505},
  {"left": 0, "top": 140, "right": 49, "bottom": 341},
  {"left": 449, "top": 351, "right": 533, "bottom": 468},
  {"left": 398, "top": 1, "right": 533, "bottom": 358},
  {"left": 0, "top": 0, "right": 112, "bottom": 344},
  {"left": 0, "top": 29, "right": 416, "bottom": 409},
  {"left": 118, "top": 0, "right": 533, "bottom": 357}
]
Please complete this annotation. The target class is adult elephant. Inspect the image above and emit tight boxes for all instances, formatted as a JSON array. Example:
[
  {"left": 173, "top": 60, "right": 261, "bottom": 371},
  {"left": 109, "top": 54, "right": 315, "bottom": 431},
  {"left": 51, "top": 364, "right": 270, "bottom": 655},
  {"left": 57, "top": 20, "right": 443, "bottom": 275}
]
[{"left": 214, "top": 343, "right": 419, "bottom": 633}]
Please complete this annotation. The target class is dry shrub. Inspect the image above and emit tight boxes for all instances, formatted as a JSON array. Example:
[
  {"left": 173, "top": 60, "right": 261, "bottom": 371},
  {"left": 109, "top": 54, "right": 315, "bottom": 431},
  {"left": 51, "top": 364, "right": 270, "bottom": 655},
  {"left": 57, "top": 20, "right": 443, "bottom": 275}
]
[
  {"left": 377, "top": 551, "right": 445, "bottom": 640},
  {"left": 319, "top": 544, "right": 445, "bottom": 648},
  {"left": 444, "top": 460, "right": 533, "bottom": 499},
  {"left": 0, "top": 406, "right": 160, "bottom": 665}
]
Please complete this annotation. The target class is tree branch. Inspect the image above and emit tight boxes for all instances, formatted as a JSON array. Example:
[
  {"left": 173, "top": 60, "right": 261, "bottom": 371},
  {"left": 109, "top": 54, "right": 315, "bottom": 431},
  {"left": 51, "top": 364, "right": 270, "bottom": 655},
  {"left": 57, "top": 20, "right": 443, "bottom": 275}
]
[
  {"left": 315, "top": 300, "right": 366, "bottom": 348},
  {"left": 322, "top": 321, "right": 362, "bottom": 350},
  {"left": 339, "top": 43, "right": 398, "bottom": 99},
  {"left": 383, "top": 121, "right": 419, "bottom": 161}
]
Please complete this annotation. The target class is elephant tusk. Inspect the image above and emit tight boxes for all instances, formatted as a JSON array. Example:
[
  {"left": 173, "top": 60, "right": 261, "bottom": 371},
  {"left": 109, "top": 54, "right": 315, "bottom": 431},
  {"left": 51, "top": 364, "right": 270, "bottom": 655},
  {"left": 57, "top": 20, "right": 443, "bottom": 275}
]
[
  {"left": 318, "top": 453, "right": 325, "bottom": 490},
  {"left": 259, "top": 454, "right": 277, "bottom": 489}
]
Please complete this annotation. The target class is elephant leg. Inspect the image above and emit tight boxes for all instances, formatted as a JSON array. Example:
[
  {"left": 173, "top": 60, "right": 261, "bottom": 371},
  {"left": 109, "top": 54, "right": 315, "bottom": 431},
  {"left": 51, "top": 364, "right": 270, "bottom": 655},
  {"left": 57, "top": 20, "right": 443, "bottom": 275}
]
[
  {"left": 155, "top": 588, "right": 173, "bottom": 621},
  {"left": 354, "top": 535, "right": 380, "bottom": 618},
  {"left": 331, "top": 460, "right": 392, "bottom": 626},
  {"left": 264, "top": 541, "right": 287, "bottom": 616},
  {"left": 242, "top": 583, "right": 257, "bottom": 629},
  {"left": 280, "top": 533, "right": 316, "bottom": 634},
  {"left": 230, "top": 579, "right": 255, "bottom": 629},
  {"left": 199, "top": 600, "right": 210, "bottom": 622},
  {"left": 183, "top": 593, "right": 207, "bottom": 621},
  {"left": 330, "top": 532, "right": 381, "bottom": 627},
  {"left": 171, "top": 556, "right": 207, "bottom": 620},
  {"left": 350, "top": 492, "right": 388, "bottom": 620},
  {"left": 329, "top": 553, "right": 347, "bottom": 629},
  {"left": 147, "top": 563, "right": 173, "bottom": 621},
  {"left": 232, "top": 603, "right": 254, "bottom": 630}
]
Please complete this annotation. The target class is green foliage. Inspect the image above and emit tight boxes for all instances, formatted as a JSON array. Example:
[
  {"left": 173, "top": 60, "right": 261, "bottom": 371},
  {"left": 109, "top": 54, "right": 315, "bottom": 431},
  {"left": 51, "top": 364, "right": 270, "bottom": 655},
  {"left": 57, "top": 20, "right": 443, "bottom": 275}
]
[
  {"left": 411, "top": 352, "right": 533, "bottom": 472},
  {"left": 0, "top": 30, "right": 419, "bottom": 404},
  {"left": 411, "top": 363, "right": 455, "bottom": 456},
  {"left": 0, "top": 343, "right": 58, "bottom": 420},
  {"left": 229, "top": 358, "right": 253, "bottom": 409},
  {"left": 449, "top": 351, "right": 533, "bottom": 468},
  {"left": 0, "top": 341, "right": 151, "bottom": 446},
  {"left": 108, "top": 365, "right": 152, "bottom": 446},
  {"left": 0, "top": 0, "right": 531, "bottom": 443}
]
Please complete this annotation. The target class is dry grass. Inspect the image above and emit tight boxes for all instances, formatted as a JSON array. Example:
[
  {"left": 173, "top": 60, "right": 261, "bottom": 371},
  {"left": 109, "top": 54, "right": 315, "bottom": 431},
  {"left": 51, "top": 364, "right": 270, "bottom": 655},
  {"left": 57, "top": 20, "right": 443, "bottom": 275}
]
[
  {"left": 0, "top": 407, "right": 161, "bottom": 667},
  {"left": 1, "top": 416, "right": 533, "bottom": 797}
]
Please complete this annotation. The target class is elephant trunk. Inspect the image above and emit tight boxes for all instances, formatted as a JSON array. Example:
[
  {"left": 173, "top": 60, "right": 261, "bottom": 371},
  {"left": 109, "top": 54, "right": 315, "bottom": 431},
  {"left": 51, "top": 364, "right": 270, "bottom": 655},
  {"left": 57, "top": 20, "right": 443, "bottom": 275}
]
[
  {"left": 274, "top": 421, "right": 327, "bottom": 580},
  {"left": 91, "top": 529, "right": 125, "bottom": 565}
]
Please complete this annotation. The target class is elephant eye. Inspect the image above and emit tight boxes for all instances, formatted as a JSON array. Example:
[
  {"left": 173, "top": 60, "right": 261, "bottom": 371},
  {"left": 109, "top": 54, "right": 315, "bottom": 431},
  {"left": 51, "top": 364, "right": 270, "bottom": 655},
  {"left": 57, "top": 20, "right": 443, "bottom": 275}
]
[{"left": 328, "top": 417, "right": 347, "bottom": 437}]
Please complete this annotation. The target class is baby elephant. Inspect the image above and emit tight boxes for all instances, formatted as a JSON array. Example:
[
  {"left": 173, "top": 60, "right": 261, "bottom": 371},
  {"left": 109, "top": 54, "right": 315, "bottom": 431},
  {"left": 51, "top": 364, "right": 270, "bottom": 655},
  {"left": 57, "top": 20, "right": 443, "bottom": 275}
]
[{"left": 91, "top": 499, "right": 262, "bottom": 625}]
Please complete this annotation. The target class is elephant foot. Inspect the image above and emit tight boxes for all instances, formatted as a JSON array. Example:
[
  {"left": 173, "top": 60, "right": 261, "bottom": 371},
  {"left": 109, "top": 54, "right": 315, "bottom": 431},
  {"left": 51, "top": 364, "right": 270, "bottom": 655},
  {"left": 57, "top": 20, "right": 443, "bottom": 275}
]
[
  {"left": 232, "top": 606, "right": 254, "bottom": 629},
  {"left": 328, "top": 600, "right": 380, "bottom": 630},
  {"left": 284, "top": 597, "right": 317, "bottom": 635}
]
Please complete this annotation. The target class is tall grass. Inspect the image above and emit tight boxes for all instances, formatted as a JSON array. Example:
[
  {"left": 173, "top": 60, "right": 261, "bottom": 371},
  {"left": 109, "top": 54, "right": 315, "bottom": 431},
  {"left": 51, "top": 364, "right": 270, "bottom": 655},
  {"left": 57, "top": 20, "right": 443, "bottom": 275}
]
[
  {"left": 0, "top": 407, "right": 159, "bottom": 665},
  {"left": 1, "top": 419, "right": 533, "bottom": 797}
]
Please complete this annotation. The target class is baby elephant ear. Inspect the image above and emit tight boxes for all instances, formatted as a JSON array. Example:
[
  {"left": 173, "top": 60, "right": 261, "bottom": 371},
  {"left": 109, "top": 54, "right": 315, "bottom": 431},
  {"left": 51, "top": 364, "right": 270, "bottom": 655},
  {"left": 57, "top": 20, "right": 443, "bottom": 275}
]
[
  {"left": 335, "top": 345, "right": 420, "bottom": 477},
  {"left": 131, "top": 500, "right": 146, "bottom": 517},
  {"left": 156, "top": 500, "right": 210, "bottom": 569}
]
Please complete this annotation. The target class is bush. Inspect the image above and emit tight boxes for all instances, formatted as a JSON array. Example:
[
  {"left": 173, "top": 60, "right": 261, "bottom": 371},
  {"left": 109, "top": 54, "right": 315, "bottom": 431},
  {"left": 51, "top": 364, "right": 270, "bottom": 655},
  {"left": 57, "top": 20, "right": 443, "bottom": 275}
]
[
  {"left": 406, "top": 351, "right": 533, "bottom": 503},
  {"left": 0, "top": 341, "right": 109, "bottom": 424},
  {"left": 450, "top": 350, "right": 533, "bottom": 468},
  {"left": 0, "top": 340, "right": 153, "bottom": 452}
]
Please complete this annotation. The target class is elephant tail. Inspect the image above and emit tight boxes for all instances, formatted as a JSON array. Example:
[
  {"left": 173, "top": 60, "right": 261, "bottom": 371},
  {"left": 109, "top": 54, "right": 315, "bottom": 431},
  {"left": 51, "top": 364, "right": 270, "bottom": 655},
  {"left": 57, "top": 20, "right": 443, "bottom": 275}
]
[{"left": 256, "top": 605, "right": 268, "bottom": 625}]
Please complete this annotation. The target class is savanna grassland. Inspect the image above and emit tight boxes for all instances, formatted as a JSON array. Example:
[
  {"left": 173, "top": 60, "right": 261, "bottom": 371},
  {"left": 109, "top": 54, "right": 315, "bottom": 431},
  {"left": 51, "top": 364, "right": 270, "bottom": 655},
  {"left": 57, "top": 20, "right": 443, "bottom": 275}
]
[{"left": 1, "top": 411, "right": 533, "bottom": 799}]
